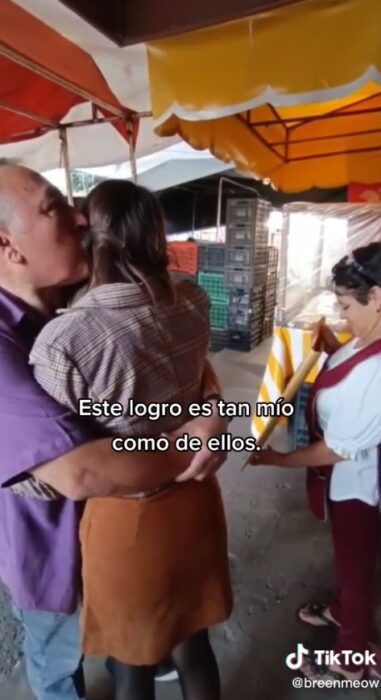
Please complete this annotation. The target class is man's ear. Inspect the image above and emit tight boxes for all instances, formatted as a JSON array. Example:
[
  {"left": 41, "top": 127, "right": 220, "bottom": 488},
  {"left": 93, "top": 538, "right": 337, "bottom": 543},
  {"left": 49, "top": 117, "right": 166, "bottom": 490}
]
[{"left": 0, "top": 230, "right": 25, "bottom": 264}]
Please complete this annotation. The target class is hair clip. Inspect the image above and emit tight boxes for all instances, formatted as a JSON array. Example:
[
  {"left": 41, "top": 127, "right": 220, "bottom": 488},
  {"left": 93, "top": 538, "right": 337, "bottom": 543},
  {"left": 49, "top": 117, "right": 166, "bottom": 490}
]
[{"left": 347, "top": 254, "right": 381, "bottom": 286}]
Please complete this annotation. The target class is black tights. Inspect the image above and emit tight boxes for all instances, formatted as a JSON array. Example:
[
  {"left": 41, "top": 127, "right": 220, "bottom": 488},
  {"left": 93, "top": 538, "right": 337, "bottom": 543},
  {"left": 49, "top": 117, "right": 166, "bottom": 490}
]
[{"left": 110, "top": 630, "right": 220, "bottom": 700}]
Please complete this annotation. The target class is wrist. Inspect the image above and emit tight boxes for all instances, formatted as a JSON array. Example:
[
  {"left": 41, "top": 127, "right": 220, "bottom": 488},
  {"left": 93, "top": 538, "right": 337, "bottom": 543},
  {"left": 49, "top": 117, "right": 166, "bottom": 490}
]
[{"left": 277, "top": 451, "right": 294, "bottom": 468}]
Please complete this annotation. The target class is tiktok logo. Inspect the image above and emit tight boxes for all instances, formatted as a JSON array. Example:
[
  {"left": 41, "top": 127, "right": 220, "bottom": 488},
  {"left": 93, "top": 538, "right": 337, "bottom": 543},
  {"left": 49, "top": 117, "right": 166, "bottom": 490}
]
[
  {"left": 286, "top": 645, "right": 377, "bottom": 670},
  {"left": 286, "top": 643, "right": 309, "bottom": 670}
]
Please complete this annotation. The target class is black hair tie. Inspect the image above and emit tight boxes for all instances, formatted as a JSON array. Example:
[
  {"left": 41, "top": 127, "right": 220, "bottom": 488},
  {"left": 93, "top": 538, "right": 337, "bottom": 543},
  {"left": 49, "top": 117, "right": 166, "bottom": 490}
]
[{"left": 350, "top": 259, "right": 381, "bottom": 286}]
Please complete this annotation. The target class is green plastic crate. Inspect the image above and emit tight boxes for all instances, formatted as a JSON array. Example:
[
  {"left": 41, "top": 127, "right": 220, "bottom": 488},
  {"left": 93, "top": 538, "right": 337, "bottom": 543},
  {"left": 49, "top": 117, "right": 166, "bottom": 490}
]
[
  {"left": 210, "top": 302, "right": 229, "bottom": 329},
  {"left": 197, "top": 272, "right": 229, "bottom": 303}
]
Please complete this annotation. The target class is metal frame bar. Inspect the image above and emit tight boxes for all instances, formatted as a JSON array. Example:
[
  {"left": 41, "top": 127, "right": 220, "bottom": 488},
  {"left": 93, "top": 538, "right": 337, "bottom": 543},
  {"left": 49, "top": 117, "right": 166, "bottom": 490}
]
[
  {"left": 127, "top": 118, "right": 138, "bottom": 183},
  {"left": 237, "top": 114, "right": 286, "bottom": 162},
  {"left": 266, "top": 104, "right": 289, "bottom": 160},
  {"left": 0, "top": 106, "right": 152, "bottom": 146},
  {"left": 0, "top": 101, "right": 57, "bottom": 127},
  {"left": 59, "top": 127, "right": 74, "bottom": 205},
  {"left": 290, "top": 143, "right": 381, "bottom": 161},
  {"left": 268, "top": 126, "right": 381, "bottom": 146},
  {"left": 238, "top": 97, "right": 381, "bottom": 163},
  {"left": 288, "top": 92, "right": 381, "bottom": 132},
  {"left": 216, "top": 176, "right": 263, "bottom": 234},
  {"left": 248, "top": 105, "right": 381, "bottom": 128}
]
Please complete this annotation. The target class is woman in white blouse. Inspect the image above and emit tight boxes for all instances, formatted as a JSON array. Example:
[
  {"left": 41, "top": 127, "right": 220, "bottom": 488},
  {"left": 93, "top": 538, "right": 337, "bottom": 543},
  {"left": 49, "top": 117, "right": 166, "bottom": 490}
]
[{"left": 251, "top": 242, "right": 381, "bottom": 685}]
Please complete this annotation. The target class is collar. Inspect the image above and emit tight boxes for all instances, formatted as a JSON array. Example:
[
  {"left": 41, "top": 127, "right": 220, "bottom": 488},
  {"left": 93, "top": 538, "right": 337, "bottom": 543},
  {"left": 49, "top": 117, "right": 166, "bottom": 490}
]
[
  {"left": 59, "top": 282, "right": 159, "bottom": 313},
  {"left": 0, "top": 287, "right": 45, "bottom": 328}
]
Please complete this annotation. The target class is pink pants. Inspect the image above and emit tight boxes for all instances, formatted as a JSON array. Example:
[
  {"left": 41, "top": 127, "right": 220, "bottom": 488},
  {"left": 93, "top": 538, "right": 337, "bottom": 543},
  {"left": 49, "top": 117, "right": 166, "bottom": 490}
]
[{"left": 329, "top": 499, "right": 380, "bottom": 671}]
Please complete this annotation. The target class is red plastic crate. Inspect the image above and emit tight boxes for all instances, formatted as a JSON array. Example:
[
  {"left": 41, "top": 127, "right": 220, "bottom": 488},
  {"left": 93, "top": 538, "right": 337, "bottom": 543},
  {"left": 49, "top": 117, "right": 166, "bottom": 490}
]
[{"left": 168, "top": 242, "right": 198, "bottom": 275}]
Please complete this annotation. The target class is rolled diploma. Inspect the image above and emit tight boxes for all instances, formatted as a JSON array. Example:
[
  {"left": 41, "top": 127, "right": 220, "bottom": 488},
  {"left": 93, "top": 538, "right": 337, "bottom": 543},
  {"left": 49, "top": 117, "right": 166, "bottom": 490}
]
[{"left": 242, "top": 348, "right": 321, "bottom": 469}]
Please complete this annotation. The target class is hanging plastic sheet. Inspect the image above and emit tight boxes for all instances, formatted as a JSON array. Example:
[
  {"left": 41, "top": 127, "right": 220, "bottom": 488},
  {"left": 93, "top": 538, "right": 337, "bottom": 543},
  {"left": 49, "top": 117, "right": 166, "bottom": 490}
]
[{"left": 251, "top": 201, "right": 381, "bottom": 439}]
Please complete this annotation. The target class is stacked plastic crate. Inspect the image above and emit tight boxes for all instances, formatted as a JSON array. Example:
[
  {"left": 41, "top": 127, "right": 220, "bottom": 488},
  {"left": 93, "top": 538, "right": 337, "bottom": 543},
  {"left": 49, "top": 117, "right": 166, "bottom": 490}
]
[
  {"left": 225, "top": 198, "right": 271, "bottom": 351},
  {"left": 262, "top": 246, "right": 279, "bottom": 339},
  {"left": 288, "top": 383, "right": 311, "bottom": 448},
  {"left": 197, "top": 244, "right": 229, "bottom": 352}
]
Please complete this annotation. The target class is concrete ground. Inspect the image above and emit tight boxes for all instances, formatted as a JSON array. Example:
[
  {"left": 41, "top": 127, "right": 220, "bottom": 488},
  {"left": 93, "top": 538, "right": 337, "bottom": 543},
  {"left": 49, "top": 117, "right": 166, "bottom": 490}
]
[{"left": 1, "top": 338, "right": 381, "bottom": 700}]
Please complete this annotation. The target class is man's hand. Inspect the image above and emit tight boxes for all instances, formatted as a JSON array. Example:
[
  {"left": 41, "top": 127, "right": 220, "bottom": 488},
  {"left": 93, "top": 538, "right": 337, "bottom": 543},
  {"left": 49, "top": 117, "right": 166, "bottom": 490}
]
[{"left": 167, "top": 400, "right": 229, "bottom": 482}]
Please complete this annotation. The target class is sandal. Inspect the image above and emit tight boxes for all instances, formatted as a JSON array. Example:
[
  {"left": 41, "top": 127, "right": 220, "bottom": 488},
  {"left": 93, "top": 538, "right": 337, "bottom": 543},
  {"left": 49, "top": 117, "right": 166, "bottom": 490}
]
[
  {"left": 297, "top": 602, "right": 339, "bottom": 629},
  {"left": 301, "top": 650, "right": 365, "bottom": 686}
]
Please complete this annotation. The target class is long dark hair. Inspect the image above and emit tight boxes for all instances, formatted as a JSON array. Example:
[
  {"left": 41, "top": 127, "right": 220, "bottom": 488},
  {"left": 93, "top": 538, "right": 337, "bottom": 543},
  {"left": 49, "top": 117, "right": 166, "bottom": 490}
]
[
  {"left": 332, "top": 242, "right": 381, "bottom": 305},
  {"left": 82, "top": 180, "right": 171, "bottom": 293}
]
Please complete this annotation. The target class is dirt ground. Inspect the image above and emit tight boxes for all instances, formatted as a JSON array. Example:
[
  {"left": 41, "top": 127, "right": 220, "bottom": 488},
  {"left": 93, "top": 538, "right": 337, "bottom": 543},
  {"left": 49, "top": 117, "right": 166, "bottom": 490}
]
[{"left": 1, "top": 340, "right": 381, "bottom": 700}]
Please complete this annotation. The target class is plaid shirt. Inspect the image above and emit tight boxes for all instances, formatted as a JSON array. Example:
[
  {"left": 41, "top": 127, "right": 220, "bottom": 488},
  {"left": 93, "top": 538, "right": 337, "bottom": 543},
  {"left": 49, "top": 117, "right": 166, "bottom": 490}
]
[{"left": 30, "top": 280, "right": 211, "bottom": 436}]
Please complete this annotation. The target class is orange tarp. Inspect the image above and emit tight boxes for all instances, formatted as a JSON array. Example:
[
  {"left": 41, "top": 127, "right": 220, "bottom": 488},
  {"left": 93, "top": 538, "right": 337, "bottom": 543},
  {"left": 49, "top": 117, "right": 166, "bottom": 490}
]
[{"left": 0, "top": 0, "right": 136, "bottom": 145}]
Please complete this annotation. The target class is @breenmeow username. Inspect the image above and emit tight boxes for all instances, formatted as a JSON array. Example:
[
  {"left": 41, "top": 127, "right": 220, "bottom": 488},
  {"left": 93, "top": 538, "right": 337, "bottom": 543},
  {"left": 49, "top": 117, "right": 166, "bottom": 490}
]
[{"left": 286, "top": 643, "right": 377, "bottom": 670}]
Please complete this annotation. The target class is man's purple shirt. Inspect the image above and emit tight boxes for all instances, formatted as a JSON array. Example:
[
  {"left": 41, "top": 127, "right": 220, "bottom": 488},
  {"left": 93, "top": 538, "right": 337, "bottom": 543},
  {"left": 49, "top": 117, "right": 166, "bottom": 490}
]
[{"left": 0, "top": 288, "right": 93, "bottom": 612}]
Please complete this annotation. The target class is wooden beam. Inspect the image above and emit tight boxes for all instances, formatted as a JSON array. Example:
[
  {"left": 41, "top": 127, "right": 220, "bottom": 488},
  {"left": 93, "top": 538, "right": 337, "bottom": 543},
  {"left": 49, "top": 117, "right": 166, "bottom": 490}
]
[
  {"left": 59, "top": 0, "right": 125, "bottom": 45},
  {"left": 58, "top": 0, "right": 305, "bottom": 46}
]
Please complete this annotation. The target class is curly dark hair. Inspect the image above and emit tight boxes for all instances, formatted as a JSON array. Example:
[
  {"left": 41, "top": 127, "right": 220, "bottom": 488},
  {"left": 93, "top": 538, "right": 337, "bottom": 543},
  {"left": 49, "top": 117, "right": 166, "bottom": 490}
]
[
  {"left": 82, "top": 180, "right": 170, "bottom": 290},
  {"left": 331, "top": 242, "right": 381, "bottom": 305}
]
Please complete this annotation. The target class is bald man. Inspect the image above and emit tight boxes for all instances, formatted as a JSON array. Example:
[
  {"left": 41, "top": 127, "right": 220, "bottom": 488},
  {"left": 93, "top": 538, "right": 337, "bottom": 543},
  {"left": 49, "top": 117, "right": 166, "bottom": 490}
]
[{"left": 0, "top": 166, "right": 226, "bottom": 700}]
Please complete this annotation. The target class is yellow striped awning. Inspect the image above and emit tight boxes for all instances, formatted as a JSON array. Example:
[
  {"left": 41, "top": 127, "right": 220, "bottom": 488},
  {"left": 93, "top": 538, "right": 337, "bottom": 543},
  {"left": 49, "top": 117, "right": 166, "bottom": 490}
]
[{"left": 147, "top": 0, "right": 381, "bottom": 191}]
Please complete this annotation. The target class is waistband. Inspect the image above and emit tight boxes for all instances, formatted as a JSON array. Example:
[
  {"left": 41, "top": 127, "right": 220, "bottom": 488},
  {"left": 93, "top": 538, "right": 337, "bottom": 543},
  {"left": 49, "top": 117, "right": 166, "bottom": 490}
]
[{"left": 122, "top": 479, "right": 179, "bottom": 500}]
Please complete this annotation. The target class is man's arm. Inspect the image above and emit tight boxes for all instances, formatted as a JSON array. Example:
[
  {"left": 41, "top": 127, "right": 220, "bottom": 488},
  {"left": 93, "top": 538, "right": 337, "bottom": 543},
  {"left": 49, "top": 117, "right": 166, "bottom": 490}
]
[
  {"left": 32, "top": 439, "right": 191, "bottom": 501},
  {"left": 0, "top": 335, "right": 192, "bottom": 501},
  {"left": 0, "top": 332, "right": 227, "bottom": 500},
  {"left": 33, "top": 361, "right": 228, "bottom": 498}
]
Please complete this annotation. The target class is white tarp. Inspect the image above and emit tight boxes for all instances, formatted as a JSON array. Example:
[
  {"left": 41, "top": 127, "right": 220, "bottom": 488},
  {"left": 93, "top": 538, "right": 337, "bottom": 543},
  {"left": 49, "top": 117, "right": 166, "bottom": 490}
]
[
  {"left": 0, "top": 0, "right": 179, "bottom": 170},
  {"left": 44, "top": 142, "right": 231, "bottom": 194}
]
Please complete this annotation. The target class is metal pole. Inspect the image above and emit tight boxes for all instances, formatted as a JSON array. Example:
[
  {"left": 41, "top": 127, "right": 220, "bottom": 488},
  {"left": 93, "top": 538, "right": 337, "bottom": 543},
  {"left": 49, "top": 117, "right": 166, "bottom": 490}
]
[
  {"left": 59, "top": 128, "right": 74, "bottom": 206},
  {"left": 131, "top": 110, "right": 153, "bottom": 119},
  {"left": 191, "top": 192, "right": 197, "bottom": 235},
  {"left": 127, "top": 119, "right": 138, "bottom": 184},
  {"left": 216, "top": 177, "right": 224, "bottom": 235}
]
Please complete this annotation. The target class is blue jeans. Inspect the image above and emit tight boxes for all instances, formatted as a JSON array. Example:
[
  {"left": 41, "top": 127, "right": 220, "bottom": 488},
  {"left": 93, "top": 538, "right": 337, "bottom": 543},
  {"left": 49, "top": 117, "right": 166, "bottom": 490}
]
[{"left": 13, "top": 607, "right": 85, "bottom": 700}]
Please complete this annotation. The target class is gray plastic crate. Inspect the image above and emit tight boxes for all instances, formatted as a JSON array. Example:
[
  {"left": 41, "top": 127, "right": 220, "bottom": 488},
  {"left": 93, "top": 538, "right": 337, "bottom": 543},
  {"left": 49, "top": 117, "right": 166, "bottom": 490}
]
[
  {"left": 226, "top": 199, "right": 257, "bottom": 225},
  {"left": 226, "top": 224, "right": 269, "bottom": 250},
  {"left": 289, "top": 384, "right": 311, "bottom": 448},
  {"left": 210, "top": 329, "right": 228, "bottom": 352},
  {"left": 226, "top": 198, "right": 271, "bottom": 226},
  {"left": 229, "top": 286, "right": 264, "bottom": 307},
  {"left": 226, "top": 247, "right": 268, "bottom": 268},
  {"left": 226, "top": 247, "right": 252, "bottom": 268},
  {"left": 226, "top": 225, "right": 255, "bottom": 247},
  {"left": 229, "top": 307, "right": 263, "bottom": 331},
  {"left": 227, "top": 326, "right": 263, "bottom": 352},
  {"left": 225, "top": 265, "right": 267, "bottom": 289},
  {"left": 198, "top": 244, "right": 226, "bottom": 272},
  {"left": 262, "top": 317, "right": 275, "bottom": 339},
  {"left": 267, "top": 246, "right": 279, "bottom": 270}
]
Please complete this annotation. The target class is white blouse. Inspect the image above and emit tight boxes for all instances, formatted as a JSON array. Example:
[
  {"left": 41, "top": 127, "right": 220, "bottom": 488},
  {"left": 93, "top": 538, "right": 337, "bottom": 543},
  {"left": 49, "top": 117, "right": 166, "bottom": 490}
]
[{"left": 316, "top": 339, "right": 381, "bottom": 506}]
